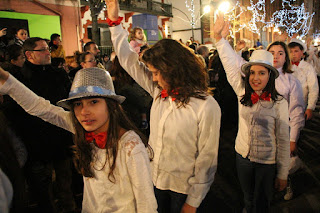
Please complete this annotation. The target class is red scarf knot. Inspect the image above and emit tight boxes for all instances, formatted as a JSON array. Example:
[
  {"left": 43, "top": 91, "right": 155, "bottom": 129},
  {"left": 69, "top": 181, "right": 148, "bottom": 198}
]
[
  {"left": 251, "top": 92, "right": 271, "bottom": 104},
  {"left": 85, "top": 132, "right": 107, "bottom": 149},
  {"left": 160, "top": 89, "right": 179, "bottom": 101},
  {"left": 292, "top": 61, "right": 300, "bottom": 66}
]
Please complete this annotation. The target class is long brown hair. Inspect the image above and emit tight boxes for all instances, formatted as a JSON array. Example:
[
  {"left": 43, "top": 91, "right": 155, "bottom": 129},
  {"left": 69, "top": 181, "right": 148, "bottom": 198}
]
[
  {"left": 267, "top": 41, "right": 293, "bottom": 74},
  {"left": 142, "top": 39, "right": 208, "bottom": 107},
  {"left": 71, "top": 97, "right": 151, "bottom": 182}
]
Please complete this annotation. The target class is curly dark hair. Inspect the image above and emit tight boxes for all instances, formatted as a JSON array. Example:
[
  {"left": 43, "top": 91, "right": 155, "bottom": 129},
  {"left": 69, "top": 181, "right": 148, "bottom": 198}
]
[
  {"left": 240, "top": 66, "right": 281, "bottom": 107},
  {"left": 70, "top": 97, "right": 152, "bottom": 182},
  {"left": 141, "top": 39, "right": 208, "bottom": 107},
  {"left": 267, "top": 41, "right": 293, "bottom": 74}
]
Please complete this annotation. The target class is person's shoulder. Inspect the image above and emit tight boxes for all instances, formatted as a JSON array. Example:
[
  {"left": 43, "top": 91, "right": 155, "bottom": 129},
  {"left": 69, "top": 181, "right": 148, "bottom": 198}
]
[
  {"left": 190, "top": 94, "right": 221, "bottom": 115},
  {"left": 120, "top": 130, "right": 145, "bottom": 156}
]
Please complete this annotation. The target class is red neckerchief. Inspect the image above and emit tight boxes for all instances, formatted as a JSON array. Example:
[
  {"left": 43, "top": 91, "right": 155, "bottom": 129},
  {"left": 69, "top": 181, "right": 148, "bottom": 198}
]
[
  {"left": 160, "top": 89, "right": 179, "bottom": 101},
  {"left": 85, "top": 132, "right": 107, "bottom": 149},
  {"left": 292, "top": 61, "right": 300, "bottom": 66},
  {"left": 251, "top": 92, "right": 271, "bottom": 104}
]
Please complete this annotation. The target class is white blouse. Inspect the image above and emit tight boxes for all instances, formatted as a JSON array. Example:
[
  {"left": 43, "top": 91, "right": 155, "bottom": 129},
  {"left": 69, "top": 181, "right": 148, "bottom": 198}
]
[{"left": 110, "top": 25, "right": 221, "bottom": 208}]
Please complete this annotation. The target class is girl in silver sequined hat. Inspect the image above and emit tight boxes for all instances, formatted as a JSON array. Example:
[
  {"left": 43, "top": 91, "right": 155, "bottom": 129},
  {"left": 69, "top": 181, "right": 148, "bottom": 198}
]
[{"left": 0, "top": 66, "right": 157, "bottom": 212}]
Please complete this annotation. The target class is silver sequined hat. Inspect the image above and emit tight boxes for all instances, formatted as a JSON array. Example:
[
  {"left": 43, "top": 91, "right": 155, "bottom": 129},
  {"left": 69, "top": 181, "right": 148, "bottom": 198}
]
[
  {"left": 57, "top": 67, "right": 125, "bottom": 109},
  {"left": 241, "top": 50, "right": 279, "bottom": 78}
]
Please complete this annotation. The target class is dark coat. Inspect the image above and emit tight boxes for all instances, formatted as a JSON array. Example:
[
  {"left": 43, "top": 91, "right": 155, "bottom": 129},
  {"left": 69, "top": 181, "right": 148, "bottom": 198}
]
[{"left": 1, "top": 60, "right": 73, "bottom": 161}]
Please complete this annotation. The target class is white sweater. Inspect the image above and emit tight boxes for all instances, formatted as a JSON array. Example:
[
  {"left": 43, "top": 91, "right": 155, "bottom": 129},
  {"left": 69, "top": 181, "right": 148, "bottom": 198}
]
[
  {"left": 0, "top": 75, "right": 157, "bottom": 213},
  {"left": 215, "top": 38, "right": 290, "bottom": 179},
  {"left": 110, "top": 24, "right": 221, "bottom": 208},
  {"left": 292, "top": 60, "right": 319, "bottom": 110}
]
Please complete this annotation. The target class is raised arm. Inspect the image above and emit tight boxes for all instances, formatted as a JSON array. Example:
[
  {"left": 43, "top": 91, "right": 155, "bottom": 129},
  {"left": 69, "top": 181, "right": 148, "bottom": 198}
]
[
  {"left": 0, "top": 68, "right": 74, "bottom": 133},
  {"left": 106, "top": 0, "right": 155, "bottom": 96},
  {"left": 213, "top": 12, "right": 246, "bottom": 96}
]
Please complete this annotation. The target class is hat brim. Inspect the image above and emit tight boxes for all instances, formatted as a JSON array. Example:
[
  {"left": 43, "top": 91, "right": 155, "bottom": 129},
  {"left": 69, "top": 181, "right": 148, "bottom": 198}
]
[
  {"left": 241, "top": 62, "right": 279, "bottom": 78},
  {"left": 57, "top": 93, "right": 126, "bottom": 110}
]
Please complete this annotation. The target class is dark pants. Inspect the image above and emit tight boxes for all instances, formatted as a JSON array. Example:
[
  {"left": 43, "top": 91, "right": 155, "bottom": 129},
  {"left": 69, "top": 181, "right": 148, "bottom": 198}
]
[
  {"left": 26, "top": 158, "right": 75, "bottom": 213},
  {"left": 236, "top": 153, "right": 276, "bottom": 213},
  {"left": 154, "top": 187, "right": 187, "bottom": 213}
]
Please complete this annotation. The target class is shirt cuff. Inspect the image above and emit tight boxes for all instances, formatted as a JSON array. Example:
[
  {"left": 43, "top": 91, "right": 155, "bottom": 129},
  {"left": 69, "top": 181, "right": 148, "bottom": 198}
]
[{"left": 186, "top": 195, "right": 201, "bottom": 208}]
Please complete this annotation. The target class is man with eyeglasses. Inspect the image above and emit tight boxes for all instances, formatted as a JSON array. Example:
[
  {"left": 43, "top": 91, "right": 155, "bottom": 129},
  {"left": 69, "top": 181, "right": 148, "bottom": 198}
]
[{"left": 3, "top": 37, "right": 76, "bottom": 213}]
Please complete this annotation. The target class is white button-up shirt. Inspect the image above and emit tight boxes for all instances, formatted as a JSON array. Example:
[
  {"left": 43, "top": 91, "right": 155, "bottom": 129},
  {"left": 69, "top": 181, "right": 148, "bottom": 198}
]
[
  {"left": 110, "top": 25, "right": 221, "bottom": 208},
  {"left": 292, "top": 60, "right": 319, "bottom": 110}
]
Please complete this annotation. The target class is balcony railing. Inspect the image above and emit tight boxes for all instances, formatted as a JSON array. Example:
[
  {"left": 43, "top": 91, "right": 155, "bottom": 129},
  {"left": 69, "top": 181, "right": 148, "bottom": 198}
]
[{"left": 119, "top": 0, "right": 172, "bottom": 17}]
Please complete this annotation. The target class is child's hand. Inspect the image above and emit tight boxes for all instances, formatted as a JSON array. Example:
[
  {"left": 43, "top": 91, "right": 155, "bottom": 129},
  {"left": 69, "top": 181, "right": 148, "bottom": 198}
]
[
  {"left": 213, "top": 12, "right": 226, "bottom": 41},
  {"left": 0, "top": 66, "right": 9, "bottom": 84},
  {"left": 305, "top": 109, "right": 313, "bottom": 120},
  {"left": 180, "top": 203, "right": 196, "bottom": 213},
  {"left": 0, "top": 28, "right": 7, "bottom": 37},
  {"left": 235, "top": 40, "right": 246, "bottom": 51},
  {"left": 105, "top": 0, "right": 119, "bottom": 21},
  {"left": 275, "top": 178, "right": 287, "bottom": 191}
]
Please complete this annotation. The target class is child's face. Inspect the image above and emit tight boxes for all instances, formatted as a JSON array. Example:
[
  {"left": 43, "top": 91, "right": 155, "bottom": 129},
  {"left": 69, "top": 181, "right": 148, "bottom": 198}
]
[
  {"left": 249, "top": 65, "right": 270, "bottom": 94},
  {"left": 147, "top": 63, "right": 169, "bottom": 90},
  {"left": 268, "top": 45, "right": 286, "bottom": 69},
  {"left": 135, "top": 29, "right": 144, "bottom": 40},
  {"left": 82, "top": 54, "right": 97, "bottom": 68},
  {"left": 73, "top": 98, "right": 110, "bottom": 134},
  {"left": 289, "top": 46, "right": 304, "bottom": 63},
  {"left": 16, "top": 29, "right": 28, "bottom": 41}
]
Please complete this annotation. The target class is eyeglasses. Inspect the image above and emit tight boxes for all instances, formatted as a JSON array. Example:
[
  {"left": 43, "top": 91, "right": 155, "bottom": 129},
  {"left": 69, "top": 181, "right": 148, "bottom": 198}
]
[
  {"left": 85, "top": 59, "right": 96, "bottom": 63},
  {"left": 28, "top": 48, "right": 51, "bottom": 53}
]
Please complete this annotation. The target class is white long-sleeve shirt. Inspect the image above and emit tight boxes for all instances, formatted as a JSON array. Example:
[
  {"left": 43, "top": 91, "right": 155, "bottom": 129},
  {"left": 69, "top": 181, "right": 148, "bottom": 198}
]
[
  {"left": 215, "top": 38, "right": 290, "bottom": 179},
  {"left": 0, "top": 75, "right": 157, "bottom": 213},
  {"left": 110, "top": 24, "right": 221, "bottom": 208},
  {"left": 292, "top": 60, "right": 319, "bottom": 110},
  {"left": 216, "top": 38, "right": 305, "bottom": 143}
]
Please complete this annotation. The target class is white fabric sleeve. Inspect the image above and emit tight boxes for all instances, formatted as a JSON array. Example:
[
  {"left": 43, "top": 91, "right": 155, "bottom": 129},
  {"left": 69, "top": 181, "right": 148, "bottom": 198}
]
[
  {"left": 305, "top": 64, "right": 319, "bottom": 110},
  {"left": 288, "top": 77, "right": 305, "bottom": 142},
  {"left": 0, "top": 75, "right": 75, "bottom": 134},
  {"left": 275, "top": 99, "right": 290, "bottom": 179},
  {"left": 0, "top": 168, "right": 13, "bottom": 213},
  {"left": 110, "top": 25, "right": 156, "bottom": 97},
  {"left": 215, "top": 38, "right": 246, "bottom": 96},
  {"left": 186, "top": 99, "right": 221, "bottom": 207},
  {"left": 126, "top": 142, "right": 158, "bottom": 213}
]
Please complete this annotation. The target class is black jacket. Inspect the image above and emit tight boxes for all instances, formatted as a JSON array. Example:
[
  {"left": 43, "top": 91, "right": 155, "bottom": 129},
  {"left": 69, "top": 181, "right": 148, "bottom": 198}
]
[{"left": 1, "top": 60, "right": 73, "bottom": 161}]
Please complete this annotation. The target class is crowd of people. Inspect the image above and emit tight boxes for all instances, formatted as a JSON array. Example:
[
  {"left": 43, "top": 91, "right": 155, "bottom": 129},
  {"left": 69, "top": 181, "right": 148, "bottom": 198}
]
[{"left": 0, "top": 0, "right": 319, "bottom": 212}]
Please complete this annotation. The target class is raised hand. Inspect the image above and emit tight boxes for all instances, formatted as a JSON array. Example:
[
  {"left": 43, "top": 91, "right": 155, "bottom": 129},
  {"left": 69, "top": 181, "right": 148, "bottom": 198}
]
[
  {"left": 221, "top": 20, "right": 230, "bottom": 39},
  {"left": 235, "top": 40, "right": 246, "bottom": 51},
  {"left": 105, "top": 0, "right": 119, "bottom": 21},
  {"left": 0, "top": 28, "right": 7, "bottom": 37},
  {"left": 213, "top": 12, "right": 226, "bottom": 40}
]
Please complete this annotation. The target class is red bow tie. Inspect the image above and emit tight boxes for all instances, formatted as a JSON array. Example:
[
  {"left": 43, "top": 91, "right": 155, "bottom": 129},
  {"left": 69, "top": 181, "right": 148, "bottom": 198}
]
[
  {"left": 292, "top": 61, "right": 300, "bottom": 66},
  {"left": 85, "top": 132, "right": 107, "bottom": 149},
  {"left": 160, "top": 89, "right": 178, "bottom": 101},
  {"left": 251, "top": 92, "right": 271, "bottom": 104}
]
